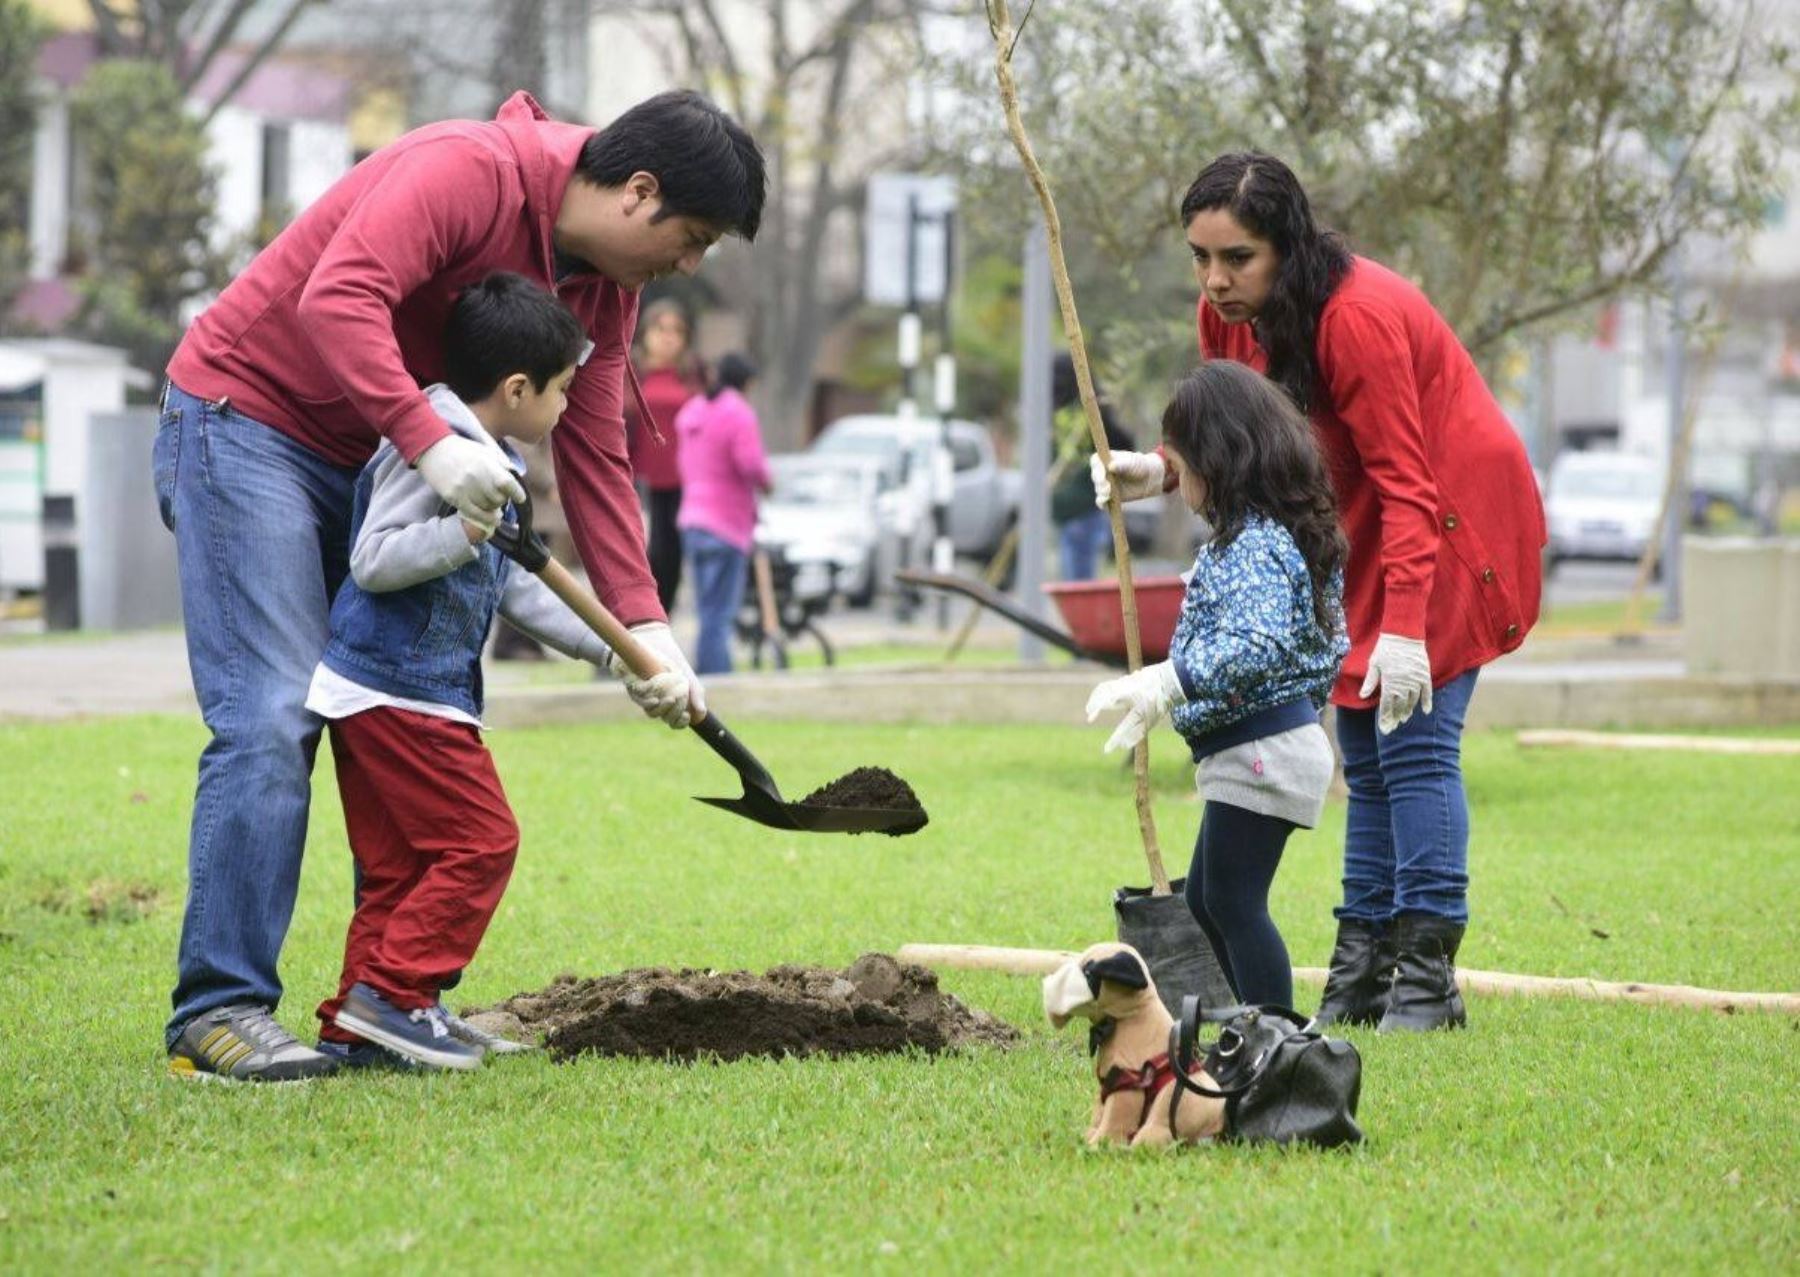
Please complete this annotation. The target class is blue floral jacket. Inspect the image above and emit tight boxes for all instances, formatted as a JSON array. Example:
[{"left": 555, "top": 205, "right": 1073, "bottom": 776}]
[{"left": 1168, "top": 514, "right": 1349, "bottom": 757}]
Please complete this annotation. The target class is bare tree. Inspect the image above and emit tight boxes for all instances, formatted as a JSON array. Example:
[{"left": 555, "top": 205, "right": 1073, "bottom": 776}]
[
  {"left": 593, "top": 0, "right": 927, "bottom": 449},
  {"left": 82, "top": 0, "right": 319, "bottom": 123}
]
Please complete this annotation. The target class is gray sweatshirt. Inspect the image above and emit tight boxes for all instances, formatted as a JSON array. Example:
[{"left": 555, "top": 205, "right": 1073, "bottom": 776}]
[{"left": 347, "top": 384, "right": 612, "bottom": 667}]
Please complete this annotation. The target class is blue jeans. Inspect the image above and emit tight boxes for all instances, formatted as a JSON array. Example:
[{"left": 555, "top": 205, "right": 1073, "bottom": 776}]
[
  {"left": 154, "top": 383, "right": 356, "bottom": 1048},
  {"left": 1334, "top": 669, "right": 1479, "bottom": 925},
  {"left": 1057, "top": 510, "right": 1111, "bottom": 581},
  {"left": 684, "top": 527, "right": 747, "bottom": 676}
]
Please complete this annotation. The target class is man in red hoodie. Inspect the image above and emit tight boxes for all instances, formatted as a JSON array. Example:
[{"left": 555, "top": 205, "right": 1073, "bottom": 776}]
[{"left": 153, "top": 89, "right": 765, "bottom": 1081}]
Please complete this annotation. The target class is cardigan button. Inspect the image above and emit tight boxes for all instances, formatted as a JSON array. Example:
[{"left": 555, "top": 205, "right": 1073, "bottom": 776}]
[
  {"left": 1482, "top": 567, "right": 1496, "bottom": 583},
  {"left": 1443, "top": 513, "right": 1460, "bottom": 530},
  {"left": 1504, "top": 623, "right": 1520, "bottom": 639}
]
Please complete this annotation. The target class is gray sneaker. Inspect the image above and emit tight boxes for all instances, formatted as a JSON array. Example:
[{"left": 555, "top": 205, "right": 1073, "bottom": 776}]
[
  {"left": 333, "top": 983, "right": 483, "bottom": 1071},
  {"left": 442, "top": 1006, "right": 538, "bottom": 1056},
  {"left": 168, "top": 1004, "right": 340, "bottom": 1083}
]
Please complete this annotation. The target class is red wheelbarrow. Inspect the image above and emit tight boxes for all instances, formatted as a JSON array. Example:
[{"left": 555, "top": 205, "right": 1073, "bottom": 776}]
[{"left": 896, "top": 568, "right": 1184, "bottom": 667}]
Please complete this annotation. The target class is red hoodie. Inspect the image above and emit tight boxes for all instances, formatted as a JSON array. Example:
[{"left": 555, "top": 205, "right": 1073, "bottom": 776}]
[{"left": 167, "top": 92, "right": 662, "bottom": 624}]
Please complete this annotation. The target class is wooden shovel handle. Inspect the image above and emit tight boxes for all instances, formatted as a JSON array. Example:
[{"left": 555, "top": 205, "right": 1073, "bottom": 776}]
[
  {"left": 753, "top": 550, "right": 780, "bottom": 639},
  {"left": 536, "top": 557, "right": 708, "bottom": 724}
]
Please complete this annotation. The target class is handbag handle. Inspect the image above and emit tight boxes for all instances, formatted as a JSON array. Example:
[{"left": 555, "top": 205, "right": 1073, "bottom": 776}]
[{"left": 1167, "top": 996, "right": 1311, "bottom": 1100}]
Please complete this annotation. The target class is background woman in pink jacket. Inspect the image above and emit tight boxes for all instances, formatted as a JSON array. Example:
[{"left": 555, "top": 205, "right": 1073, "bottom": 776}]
[{"left": 676, "top": 353, "right": 772, "bottom": 674}]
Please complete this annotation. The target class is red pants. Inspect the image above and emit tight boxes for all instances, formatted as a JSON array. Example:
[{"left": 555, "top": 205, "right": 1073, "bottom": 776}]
[{"left": 315, "top": 707, "right": 519, "bottom": 1041}]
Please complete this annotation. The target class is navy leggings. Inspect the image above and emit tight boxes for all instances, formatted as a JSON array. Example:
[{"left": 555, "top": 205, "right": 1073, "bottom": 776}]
[{"left": 1184, "top": 801, "right": 1296, "bottom": 1009}]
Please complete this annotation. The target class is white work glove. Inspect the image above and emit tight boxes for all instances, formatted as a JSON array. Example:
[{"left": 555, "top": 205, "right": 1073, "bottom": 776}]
[
  {"left": 1084, "top": 661, "right": 1185, "bottom": 754},
  {"left": 1089, "top": 450, "right": 1167, "bottom": 508},
  {"left": 415, "top": 434, "right": 526, "bottom": 525},
  {"left": 609, "top": 621, "right": 706, "bottom": 729},
  {"left": 1359, "top": 633, "right": 1433, "bottom": 735}
]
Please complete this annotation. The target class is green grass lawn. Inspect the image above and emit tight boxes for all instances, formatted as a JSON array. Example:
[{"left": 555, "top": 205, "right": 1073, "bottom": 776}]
[{"left": 2, "top": 715, "right": 1796, "bottom": 1272}]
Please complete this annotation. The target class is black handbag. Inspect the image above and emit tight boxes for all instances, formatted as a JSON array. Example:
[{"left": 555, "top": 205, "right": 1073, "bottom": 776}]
[{"left": 1166, "top": 997, "right": 1364, "bottom": 1148}]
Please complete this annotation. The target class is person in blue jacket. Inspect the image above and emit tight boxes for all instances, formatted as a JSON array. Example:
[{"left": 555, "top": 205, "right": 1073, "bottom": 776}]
[{"left": 1087, "top": 362, "right": 1349, "bottom": 1009}]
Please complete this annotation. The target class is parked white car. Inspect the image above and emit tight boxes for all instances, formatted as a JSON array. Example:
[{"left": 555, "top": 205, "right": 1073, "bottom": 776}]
[
  {"left": 809, "top": 414, "right": 1021, "bottom": 562},
  {"left": 1546, "top": 451, "right": 1663, "bottom": 567},
  {"left": 754, "top": 455, "right": 887, "bottom": 606}
]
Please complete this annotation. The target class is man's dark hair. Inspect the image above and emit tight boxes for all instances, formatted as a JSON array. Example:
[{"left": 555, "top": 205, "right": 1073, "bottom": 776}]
[
  {"left": 578, "top": 90, "right": 766, "bottom": 241},
  {"left": 709, "top": 352, "right": 756, "bottom": 398},
  {"left": 443, "top": 272, "right": 586, "bottom": 404}
]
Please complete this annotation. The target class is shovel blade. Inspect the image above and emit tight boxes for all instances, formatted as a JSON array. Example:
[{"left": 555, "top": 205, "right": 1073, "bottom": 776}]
[{"left": 694, "top": 795, "right": 928, "bottom": 837}]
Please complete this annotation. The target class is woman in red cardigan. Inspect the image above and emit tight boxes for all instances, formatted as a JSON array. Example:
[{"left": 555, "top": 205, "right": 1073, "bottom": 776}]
[
  {"left": 626, "top": 299, "right": 705, "bottom": 611},
  {"left": 1096, "top": 153, "right": 1545, "bottom": 1032}
]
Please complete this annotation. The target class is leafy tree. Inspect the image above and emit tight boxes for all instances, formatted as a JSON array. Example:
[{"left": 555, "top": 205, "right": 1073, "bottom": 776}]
[
  {"left": 70, "top": 60, "right": 228, "bottom": 372},
  {"left": 0, "top": 0, "right": 46, "bottom": 327},
  {"left": 932, "top": 0, "right": 1799, "bottom": 408}
]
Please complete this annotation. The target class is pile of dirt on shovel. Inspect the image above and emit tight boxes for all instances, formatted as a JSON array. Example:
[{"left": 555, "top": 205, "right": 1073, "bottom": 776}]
[{"left": 465, "top": 953, "right": 1017, "bottom": 1063}]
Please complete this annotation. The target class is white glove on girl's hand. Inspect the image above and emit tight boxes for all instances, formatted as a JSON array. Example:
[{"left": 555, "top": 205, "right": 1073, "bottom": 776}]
[
  {"left": 415, "top": 435, "right": 527, "bottom": 524},
  {"left": 1359, "top": 633, "right": 1433, "bottom": 735},
  {"left": 1084, "top": 662, "right": 1185, "bottom": 754},
  {"left": 1089, "top": 450, "right": 1167, "bottom": 508},
  {"left": 609, "top": 621, "right": 706, "bottom": 728}
]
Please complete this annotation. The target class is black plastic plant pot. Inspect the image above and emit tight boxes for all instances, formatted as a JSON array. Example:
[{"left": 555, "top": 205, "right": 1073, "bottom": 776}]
[{"left": 1114, "top": 880, "right": 1237, "bottom": 1016}]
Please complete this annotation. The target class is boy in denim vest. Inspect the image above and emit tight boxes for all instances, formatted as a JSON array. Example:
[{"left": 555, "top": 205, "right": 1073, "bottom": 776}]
[{"left": 303, "top": 273, "right": 688, "bottom": 1071}]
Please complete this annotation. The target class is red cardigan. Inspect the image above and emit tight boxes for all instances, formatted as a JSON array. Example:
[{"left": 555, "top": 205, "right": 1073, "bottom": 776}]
[
  {"left": 167, "top": 92, "right": 663, "bottom": 625},
  {"left": 1195, "top": 257, "right": 1545, "bottom": 708}
]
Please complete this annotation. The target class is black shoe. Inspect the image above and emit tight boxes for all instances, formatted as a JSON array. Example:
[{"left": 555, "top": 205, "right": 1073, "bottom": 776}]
[
  {"left": 1377, "top": 913, "right": 1467, "bottom": 1033},
  {"left": 1312, "top": 919, "right": 1397, "bottom": 1028}
]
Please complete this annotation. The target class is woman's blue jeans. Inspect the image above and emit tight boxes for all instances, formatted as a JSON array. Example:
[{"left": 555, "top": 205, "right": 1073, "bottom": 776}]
[
  {"left": 153, "top": 384, "right": 356, "bottom": 1048},
  {"left": 684, "top": 527, "right": 747, "bottom": 676},
  {"left": 1334, "top": 669, "right": 1479, "bottom": 925}
]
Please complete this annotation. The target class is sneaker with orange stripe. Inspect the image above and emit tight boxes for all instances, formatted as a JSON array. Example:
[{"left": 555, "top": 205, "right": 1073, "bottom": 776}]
[{"left": 167, "top": 1004, "right": 340, "bottom": 1082}]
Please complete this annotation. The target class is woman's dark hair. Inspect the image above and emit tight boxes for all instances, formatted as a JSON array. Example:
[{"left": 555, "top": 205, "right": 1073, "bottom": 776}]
[
  {"left": 443, "top": 272, "right": 586, "bottom": 404},
  {"left": 709, "top": 352, "right": 756, "bottom": 397},
  {"left": 579, "top": 90, "right": 766, "bottom": 241},
  {"left": 1180, "top": 151, "right": 1351, "bottom": 414},
  {"left": 1161, "top": 362, "right": 1347, "bottom": 634}
]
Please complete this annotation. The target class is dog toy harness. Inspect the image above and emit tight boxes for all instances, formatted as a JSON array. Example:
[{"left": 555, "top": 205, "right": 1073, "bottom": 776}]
[{"left": 1097, "top": 1052, "right": 1181, "bottom": 1136}]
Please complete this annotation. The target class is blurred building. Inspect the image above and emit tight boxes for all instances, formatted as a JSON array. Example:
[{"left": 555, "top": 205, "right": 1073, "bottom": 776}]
[{"left": 16, "top": 0, "right": 382, "bottom": 338}]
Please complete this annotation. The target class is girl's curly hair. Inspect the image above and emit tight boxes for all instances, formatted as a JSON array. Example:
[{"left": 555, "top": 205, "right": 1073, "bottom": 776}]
[{"left": 1161, "top": 361, "right": 1347, "bottom": 634}]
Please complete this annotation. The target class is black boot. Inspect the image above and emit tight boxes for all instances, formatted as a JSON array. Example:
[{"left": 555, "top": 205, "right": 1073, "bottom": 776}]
[
  {"left": 1312, "top": 919, "right": 1398, "bottom": 1028},
  {"left": 1377, "top": 912, "right": 1467, "bottom": 1032}
]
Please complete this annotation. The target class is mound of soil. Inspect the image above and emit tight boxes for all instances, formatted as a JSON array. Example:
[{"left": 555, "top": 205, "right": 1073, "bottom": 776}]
[
  {"left": 797, "top": 767, "right": 922, "bottom": 813},
  {"left": 469, "top": 953, "right": 1016, "bottom": 1063}
]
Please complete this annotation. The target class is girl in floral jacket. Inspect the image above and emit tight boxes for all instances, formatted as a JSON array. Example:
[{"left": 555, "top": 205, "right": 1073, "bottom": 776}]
[{"left": 1087, "top": 362, "right": 1348, "bottom": 1010}]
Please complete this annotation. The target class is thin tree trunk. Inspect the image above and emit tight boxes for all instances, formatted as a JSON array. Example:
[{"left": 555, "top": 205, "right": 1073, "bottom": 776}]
[{"left": 988, "top": 0, "right": 1167, "bottom": 895}]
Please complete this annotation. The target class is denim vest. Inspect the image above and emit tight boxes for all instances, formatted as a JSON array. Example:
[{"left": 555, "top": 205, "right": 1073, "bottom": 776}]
[{"left": 320, "top": 467, "right": 514, "bottom": 719}]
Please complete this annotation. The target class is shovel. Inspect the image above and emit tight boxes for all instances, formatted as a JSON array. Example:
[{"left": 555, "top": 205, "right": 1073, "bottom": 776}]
[{"left": 493, "top": 495, "right": 927, "bottom": 837}]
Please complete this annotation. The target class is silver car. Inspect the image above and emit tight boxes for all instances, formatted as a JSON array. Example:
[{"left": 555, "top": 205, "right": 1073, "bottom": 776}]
[
  {"left": 809, "top": 414, "right": 1021, "bottom": 562},
  {"left": 755, "top": 455, "right": 888, "bottom": 606},
  {"left": 1546, "top": 451, "right": 1664, "bottom": 568}
]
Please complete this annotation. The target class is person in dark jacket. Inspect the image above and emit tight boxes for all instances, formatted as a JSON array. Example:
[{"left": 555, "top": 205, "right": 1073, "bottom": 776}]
[{"left": 1049, "top": 352, "right": 1135, "bottom": 580}]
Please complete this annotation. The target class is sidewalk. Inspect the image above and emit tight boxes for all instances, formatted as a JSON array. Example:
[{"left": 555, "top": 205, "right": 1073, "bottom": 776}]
[
  {"left": 0, "top": 607, "right": 1767, "bottom": 728},
  {"left": 0, "top": 597, "right": 1024, "bottom": 722}
]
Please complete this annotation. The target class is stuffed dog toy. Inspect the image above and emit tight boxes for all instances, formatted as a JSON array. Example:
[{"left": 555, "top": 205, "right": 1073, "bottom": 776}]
[{"left": 1042, "top": 942, "right": 1225, "bottom": 1148}]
